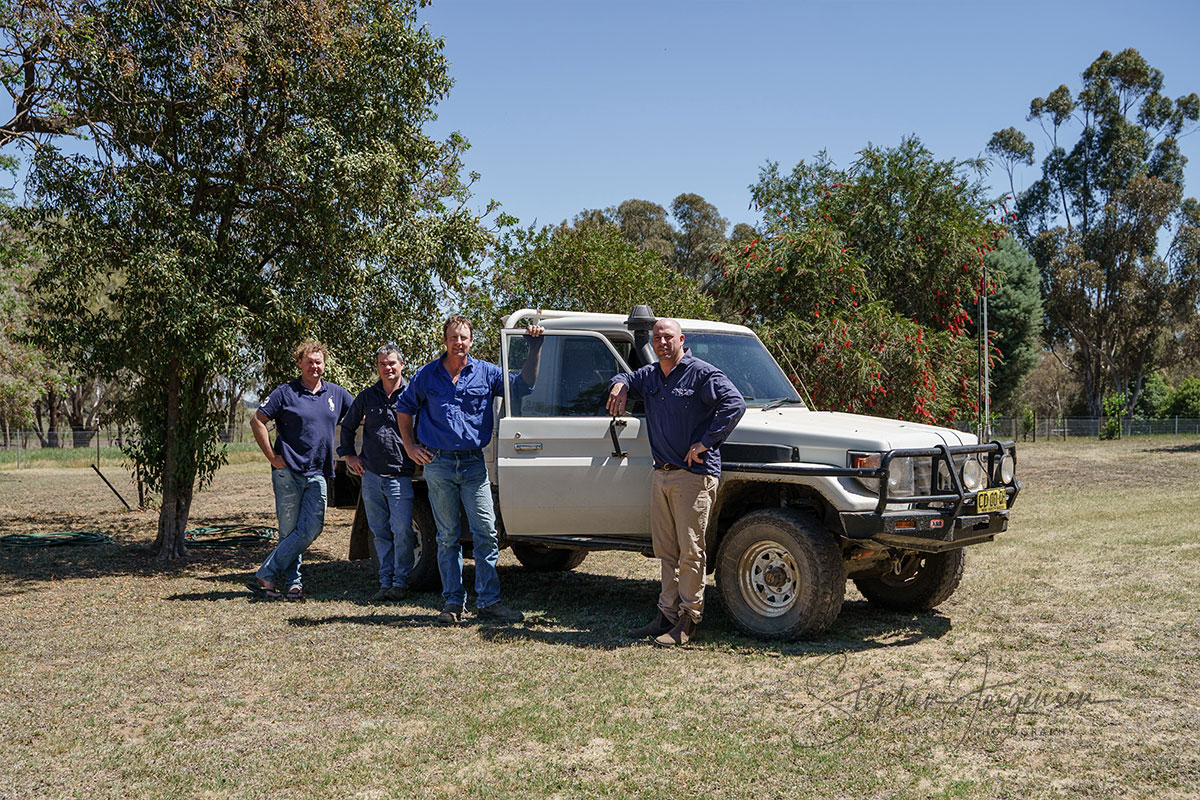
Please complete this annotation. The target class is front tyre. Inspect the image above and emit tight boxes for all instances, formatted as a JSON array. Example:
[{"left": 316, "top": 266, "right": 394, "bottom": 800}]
[
  {"left": 716, "top": 509, "right": 845, "bottom": 640},
  {"left": 852, "top": 549, "right": 964, "bottom": 611}
]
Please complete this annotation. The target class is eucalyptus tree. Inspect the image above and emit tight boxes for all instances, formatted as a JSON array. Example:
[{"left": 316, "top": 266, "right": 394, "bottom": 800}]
[
  {"left": 9, "top": 0, "right": 493, "bottom": 559},
  {"left": 989, "top": 49, "right": 1200, "bottom": 416}
]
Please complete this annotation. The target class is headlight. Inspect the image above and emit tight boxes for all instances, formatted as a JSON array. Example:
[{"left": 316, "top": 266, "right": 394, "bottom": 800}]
[
  {"left": 960, "top": 456, "right": 985, "bottom": 491},
  {"left": 996, "top": 453, "right": 1015, "bottom": 485},
  {"left": 849, "top": 451, "right": 914, "bottom": 496}
]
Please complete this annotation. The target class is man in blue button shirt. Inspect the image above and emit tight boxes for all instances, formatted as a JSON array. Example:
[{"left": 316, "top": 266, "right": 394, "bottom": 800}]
[
  {"left": 396, "top": 315, "right": 544, "bottom": 625},
  {"left": 607, "top": 318, "right": 745, "bottom": 646},
  {"left": 338, "top": 344, "right": 416, "bottom": 603},
  {"left": 249, "top": 339, "right": 354, "bottom": 601}
]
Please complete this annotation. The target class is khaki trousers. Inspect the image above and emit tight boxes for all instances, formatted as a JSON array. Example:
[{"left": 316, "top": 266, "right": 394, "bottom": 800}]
[{"left": 650, "top": 468, "right": 719, "bottom": 623}]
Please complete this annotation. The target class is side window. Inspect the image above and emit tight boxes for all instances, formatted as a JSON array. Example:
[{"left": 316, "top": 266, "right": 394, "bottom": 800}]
[{"left": 507, "top": 334, "right": 625, "bottom": 417}]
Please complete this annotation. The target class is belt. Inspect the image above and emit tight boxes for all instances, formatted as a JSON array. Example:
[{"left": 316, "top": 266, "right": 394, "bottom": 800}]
[
  {"left": 656, "top": 463, "right": 684, "bottom": 471},
  {"left": 431, "top": 448, "right": 482, "bottom": 456}
]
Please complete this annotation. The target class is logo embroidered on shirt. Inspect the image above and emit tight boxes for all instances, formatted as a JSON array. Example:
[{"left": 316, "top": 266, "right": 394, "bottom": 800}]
[
  {"left": 328, "top": 397, "right": 335, "bottom": 412},
  {"left": 672, "top": 387, "right": 695, "bottom": 397}
]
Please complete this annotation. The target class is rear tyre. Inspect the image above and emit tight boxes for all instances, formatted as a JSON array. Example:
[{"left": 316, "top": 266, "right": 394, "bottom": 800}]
[
  {"left": 716, "top": 509, "right": 845, "bottom": 640},
  {"left": 511, "top": 543, "right": 589, "bottom": 572},
  {"left": 406, "top": 497, "right": 440, "bottom": 590},
  {"left": 852, "top": 549, "right": 964, "bottom": 610}
]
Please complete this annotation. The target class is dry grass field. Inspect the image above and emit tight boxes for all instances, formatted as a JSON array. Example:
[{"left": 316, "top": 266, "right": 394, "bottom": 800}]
[{"left": 0, "top": 438, "right": 1197, "bottom": 799}]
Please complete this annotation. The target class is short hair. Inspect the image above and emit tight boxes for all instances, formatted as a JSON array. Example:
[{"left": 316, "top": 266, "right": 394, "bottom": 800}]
[
  {"left": 293, "top": 338, "right": 328, "bottom": 363},
  {"left": 375, "top": 343, "right": 403, "bottom": 362},
  {"left": 442, "top": 315, "right": 474, "bottom": 338}
]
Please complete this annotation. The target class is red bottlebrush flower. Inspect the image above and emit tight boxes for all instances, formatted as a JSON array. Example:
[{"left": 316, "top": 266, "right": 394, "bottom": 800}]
[{"left": 814, "top": 310, "right": 820, "bottom": 318}]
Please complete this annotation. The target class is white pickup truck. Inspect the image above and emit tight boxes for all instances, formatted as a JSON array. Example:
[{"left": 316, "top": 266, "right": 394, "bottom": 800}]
[{"left": 346, "top": 306, "right": 1020, "bottom": 640}]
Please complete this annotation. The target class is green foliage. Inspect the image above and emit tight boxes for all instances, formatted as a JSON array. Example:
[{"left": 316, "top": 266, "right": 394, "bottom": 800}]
[
  {"left": 488, "top": 223, "right": 714, "bottom": 323},
  {"left": 1167, "top": 376, "right": 1200, "bottom": 418},
  {"left": 981, "top": 234, "right": 1042, "bottom": 413},
  {"left": 1007, "top": 49, "right": 1200, "bottom": 416},
  {"left": 725, "top": 137, "right": 1008, "bottom": 424},
  {"left": 1020, "top": 405, "right": 1035, "bottom": 436},
  {"left": 10, "top": 0, "right": 493, "bottom": 555},
  {"left": 1132, "top": 372, "right": 1171, "bottom": 418},
  {"left": 1100, "top": 391, "right": 1125, "bottom": 439},
  {"left": 670, "top": 193, "right": 728, "bottom": 285}
]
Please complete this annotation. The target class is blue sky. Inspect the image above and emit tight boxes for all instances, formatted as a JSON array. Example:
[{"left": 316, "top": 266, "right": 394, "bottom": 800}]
[{"left": 418, "top": 0, "right": 1200, "bottom": 232}]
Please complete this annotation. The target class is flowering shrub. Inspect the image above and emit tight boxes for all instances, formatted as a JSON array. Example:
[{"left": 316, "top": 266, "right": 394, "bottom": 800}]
[{"left": 718, "top": 138, "right": 1009, "bottom": 425}]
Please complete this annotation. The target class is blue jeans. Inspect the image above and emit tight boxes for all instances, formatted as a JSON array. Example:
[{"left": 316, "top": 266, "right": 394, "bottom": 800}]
[
  {"left": 361, "top": 470, "right": 415, "bottom": 589},
  {"left": 422, "top": 449, "right": 501, "bottom": 609},
  {"left": 257, "top": 468, "right": 327, "bottom": 590}
]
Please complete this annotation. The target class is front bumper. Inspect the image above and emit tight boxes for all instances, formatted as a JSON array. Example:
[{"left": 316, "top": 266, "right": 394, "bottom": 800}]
[{"left": 726, "top": 440, "right": 1021, "bottom": 554}]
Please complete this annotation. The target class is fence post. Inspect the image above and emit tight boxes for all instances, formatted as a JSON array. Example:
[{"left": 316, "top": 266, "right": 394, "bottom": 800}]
[{"left": 15, "top": 429, "right": 20, "bottom": 469}]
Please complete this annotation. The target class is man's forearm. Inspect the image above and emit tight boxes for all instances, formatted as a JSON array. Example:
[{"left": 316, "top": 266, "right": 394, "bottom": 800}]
[
  {"left": 396, "top": 412, "right": 417, "bottom": 447},
  {"left": 250, "top": 415, "right": 275, "bottom": 461}
]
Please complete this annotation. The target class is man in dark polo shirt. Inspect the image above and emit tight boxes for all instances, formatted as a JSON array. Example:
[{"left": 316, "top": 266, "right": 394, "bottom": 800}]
[
  {"left": 396, "top": 315, "right": 543, "bottom": 625},
  {"left": 607, "top": 317, "right": 745, "bottom": 646},
  {"left": 338, "top": 344, "right": 416, "bottom": 603},
  {"left": 248, "top": 339, "right": 354, "bottom": 601}
]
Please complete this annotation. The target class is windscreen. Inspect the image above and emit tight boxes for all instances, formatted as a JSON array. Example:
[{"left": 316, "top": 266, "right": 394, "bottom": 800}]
[{"left": 682, "top": 332, "right": 803, "bottom": 406}]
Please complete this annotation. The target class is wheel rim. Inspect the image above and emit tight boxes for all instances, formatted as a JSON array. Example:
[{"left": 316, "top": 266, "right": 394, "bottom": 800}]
[{"left": 737, "top": 540, "right": 799, "bottom": 617}]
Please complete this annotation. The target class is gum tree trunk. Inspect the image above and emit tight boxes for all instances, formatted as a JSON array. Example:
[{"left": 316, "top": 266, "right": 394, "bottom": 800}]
[{"left": 154, "top": 363, "right": 193, "bottom": 560}]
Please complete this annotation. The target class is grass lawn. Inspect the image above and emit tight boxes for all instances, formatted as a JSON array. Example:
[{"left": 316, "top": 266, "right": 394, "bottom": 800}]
[{"left": 0, "top": 438, "right": 1197, "bottom": 799}]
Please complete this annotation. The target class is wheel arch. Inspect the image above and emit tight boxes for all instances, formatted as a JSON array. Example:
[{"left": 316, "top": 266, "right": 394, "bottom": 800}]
[{"left": 708, "top": 478, "right": 840, "bottom": 573}]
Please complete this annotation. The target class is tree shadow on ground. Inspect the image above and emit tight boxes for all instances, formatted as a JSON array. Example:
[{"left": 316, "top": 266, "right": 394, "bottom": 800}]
[
  {"left": 273, "top": 561, "right": 953, "bottom": 655},
  {"left": 0, "top": 511, "right": 340, "bottom": 592},
  {"left": 1147, "top": 441, "right": 1200, "bottom": 454}
]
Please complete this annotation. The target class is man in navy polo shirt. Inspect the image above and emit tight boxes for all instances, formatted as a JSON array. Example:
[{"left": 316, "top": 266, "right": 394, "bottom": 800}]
[
  {"left": 607, "top": 317, "right": 745, "bottom": 646},
  {"left": 248, "top": 339, "right": 354, "bottom": 601},
  {"left": 338, "top": 344, "right": 416, "bottom": 603},
  {"left": 396, "top": 315, "right": 543, "bottom": 625}
]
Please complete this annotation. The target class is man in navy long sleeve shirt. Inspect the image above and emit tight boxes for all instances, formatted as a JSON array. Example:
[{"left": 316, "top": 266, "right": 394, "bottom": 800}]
[
  {"left": 608, "top": 318, "right": 745, "bottom": 646},
  {"left": 338, "top": 344, "right": 416, "bottom": 602}
]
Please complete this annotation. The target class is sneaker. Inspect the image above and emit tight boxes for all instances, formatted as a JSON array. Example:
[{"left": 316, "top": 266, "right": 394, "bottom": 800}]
[
  {"left": 627, "top": 610, "right": 675, "bottom": 639},
  {"left": 476, "top": 602, "right": 524, "bottom": 624},
  {"left": 437, "top": 604, "right": 465, "bottom": 624},
  {"left": 385, "top": 586, "right": 409, "bottom": 602},
  {"left": 371, "top": 587, "right": 392, "bottom": 603}
]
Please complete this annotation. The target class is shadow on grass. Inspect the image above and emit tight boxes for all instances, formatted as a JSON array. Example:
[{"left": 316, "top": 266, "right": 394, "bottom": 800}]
[
  {"left": 1147, "top": 441, "right": 1200, "bottom": 454},
  {"left": 269, "top": 561, "right": 953, "bottom": 655},
  {"left": 0, "top": 511, "right": 343, "bottom": 591}
]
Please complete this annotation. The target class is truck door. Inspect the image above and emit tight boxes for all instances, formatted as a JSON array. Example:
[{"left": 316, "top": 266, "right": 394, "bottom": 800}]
[{"left": 498, "top": 329, "right": 652, "bottom": 537}]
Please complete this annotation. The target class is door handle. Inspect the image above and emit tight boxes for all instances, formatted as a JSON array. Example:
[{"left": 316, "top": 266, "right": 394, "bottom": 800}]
[
  {"left": 513, "top": 442, "right": 543, "bottom": 452},
  {"left": 607, "top": 417, "right": 628, "bottom": 458}
]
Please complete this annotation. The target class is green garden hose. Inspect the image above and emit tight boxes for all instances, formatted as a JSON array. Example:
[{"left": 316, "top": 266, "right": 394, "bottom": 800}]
[
  {"left": 184, "top": 524, "right": 276, "bottom": 548},
  {"left": 0, "top": 530, "right": 112, "bottom": 547}
]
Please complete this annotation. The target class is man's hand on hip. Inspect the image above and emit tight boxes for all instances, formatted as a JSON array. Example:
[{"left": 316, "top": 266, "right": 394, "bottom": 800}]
[{"left": 685, "top": 442, "right": 708, "bottom": 466}]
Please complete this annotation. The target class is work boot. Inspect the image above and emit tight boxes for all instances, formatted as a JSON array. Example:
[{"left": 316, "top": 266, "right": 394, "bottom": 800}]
[
  {"left": 437, "top": 604, "right": 465, "bottom": 624},
  {"left": 385, "top": 586, "right": 409, "bottom": 602},
  {"left": 627, "top": 610, "right": 675, "bottom": 639},
  {"left": 371, "top": 587, "right": 392, "bottom": 603},
  {"left": 654, "top": 615, "right": 698, "bottom": 647}
]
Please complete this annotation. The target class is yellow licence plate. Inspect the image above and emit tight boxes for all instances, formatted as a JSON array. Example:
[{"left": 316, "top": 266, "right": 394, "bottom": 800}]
[{"left": 976, "top": 487, "right": 1007, "bottom": 513}]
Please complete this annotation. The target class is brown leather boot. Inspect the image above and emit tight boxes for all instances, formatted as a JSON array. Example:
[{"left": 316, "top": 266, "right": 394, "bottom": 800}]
[
  {"left": 654, "top": 615, "right": 698, "bottom": 647},
  {"left": 627, "top": 610, "right": 675, "bottom": 639}
]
